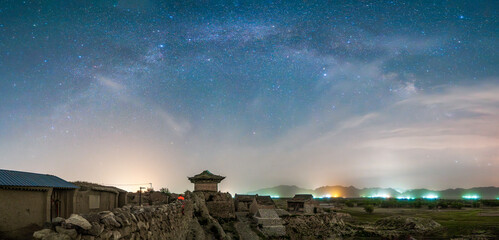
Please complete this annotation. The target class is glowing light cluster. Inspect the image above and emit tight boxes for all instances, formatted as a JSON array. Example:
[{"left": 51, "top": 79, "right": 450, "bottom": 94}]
[
  {"left": 270, "top": 195, "right": 280, "bottom": 199},
  {"left": 422, "top": 194, "right": 439, "bottom": 199},
  {"left": 396, "top": 196, "right": 415, "bottom": 200},
  {"left": 462, "top": 195, "right": 480, "bottom": 199},
  {"left": 366, "top": 194, "right": 391, "bottom": 198}
]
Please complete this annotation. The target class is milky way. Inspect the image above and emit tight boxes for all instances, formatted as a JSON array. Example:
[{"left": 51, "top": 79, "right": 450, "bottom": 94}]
[{"left": 0, "top": 1, "right": 498, "bottom": 192}]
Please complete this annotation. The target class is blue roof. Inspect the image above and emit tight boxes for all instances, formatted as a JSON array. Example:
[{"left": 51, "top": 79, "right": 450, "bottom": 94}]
[{"left": 0, "top": 169, "right": 78, "bottom": 189}]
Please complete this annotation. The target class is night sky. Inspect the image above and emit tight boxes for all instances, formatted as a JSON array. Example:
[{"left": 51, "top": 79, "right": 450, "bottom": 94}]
[{"left": 0, "top": 1, "right": 498, "bottom": 193}]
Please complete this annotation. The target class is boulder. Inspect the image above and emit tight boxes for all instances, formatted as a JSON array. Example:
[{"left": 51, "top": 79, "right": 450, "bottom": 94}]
[
  {"left": 55, "top": 226, "right": 78, "bottom": 239},
  {"left": 52, "top": 217, "right": 66, "bottom": 226},
  {"left": 86, "top": 222, "right": 104, "bottom": 236},
  {"left": 98, "top": 211, "right": 114, "bottom": 219},
  {"left": 65, "top": 214, "right": 92, "bottom": 230},
  {"left": 101, "top": 215, "right": 121, "bottom": 228},
  {"left": 137, "top": 221, "right": 148, "bottom": 231},
  {"left": 33, "top": 229, "right": 53, "bottom": 240},
  {"left": 42, "top": 232, "right": 72, "bottom": 240},
  {"left": 81, "top": 214, "right": 100, "bottom": 224},
  {"left": 112, "top": 230, "right": 121, "bottom": 240}
]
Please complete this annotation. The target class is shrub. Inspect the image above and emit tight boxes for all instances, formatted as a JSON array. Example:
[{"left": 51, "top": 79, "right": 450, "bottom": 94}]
[
  {"left": 380, "top": 199, "right": 399, "bottom": 208},
  {"left": 481, "top": 200, "right": 499, "bottom": 207},
  {"left": 364, "top": 205, "right": 374, "bottom": 214},
  {"left": 160, "top": 188, "right": 171, "bottom": 195},
  {"left": 345, "top": 200, "right": 355, "bottom": 207},
  {"left": 450, "top": 201, "right": 464, "bottom": 209},
  {"left": 437, "top": 200, "right": 448, "bottom": 209},
  {"left": 413, "top": 199, "right": 423, "bottom": 208}
]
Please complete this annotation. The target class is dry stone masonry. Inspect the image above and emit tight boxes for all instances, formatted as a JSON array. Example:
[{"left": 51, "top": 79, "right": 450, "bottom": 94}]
[{"left": 32, "top": 192, "right": 237, "bottom": 240}]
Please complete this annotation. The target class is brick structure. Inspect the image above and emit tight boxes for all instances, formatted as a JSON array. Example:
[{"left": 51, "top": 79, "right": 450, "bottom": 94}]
[
  {"left": 249, "top": 195, "right": 276, "bottom": 215},
  {"left": 188, "top": 170, "right": 225, "bottom": 192}
]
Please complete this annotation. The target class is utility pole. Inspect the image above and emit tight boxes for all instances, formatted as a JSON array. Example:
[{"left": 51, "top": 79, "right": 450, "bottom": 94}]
[{"left": 139, "top": 187, "right": 146, "bottom": 206}]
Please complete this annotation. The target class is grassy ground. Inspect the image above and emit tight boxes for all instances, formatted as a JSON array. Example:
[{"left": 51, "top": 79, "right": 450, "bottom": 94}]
[{"left": 339, "top": 207, "right": 499, "bottom": 238}]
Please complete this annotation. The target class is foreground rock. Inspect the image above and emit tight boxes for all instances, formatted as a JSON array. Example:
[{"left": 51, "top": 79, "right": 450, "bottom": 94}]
[
  {"left": 64, "top": 214, "right": 92, "bottom": 230},
  {"left": 284, "top": 212, "right": 354, "bottom": 239},
  {"left": 375, "top": 216, "right": 442, "bottom": 232},
  {"left": 33, "top": 191, "right": 235, "bottom": 240},
  {"left": 352, "top": 216, "right": 442, "bottom": 239},
  {"left": 284, "top": 213, "right": 442, "bottom": 239}
]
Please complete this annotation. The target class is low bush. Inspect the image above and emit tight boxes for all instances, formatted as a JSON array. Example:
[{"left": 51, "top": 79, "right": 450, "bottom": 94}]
[{"left": 364, "top": 205, "right": 374, "bottom": 214}]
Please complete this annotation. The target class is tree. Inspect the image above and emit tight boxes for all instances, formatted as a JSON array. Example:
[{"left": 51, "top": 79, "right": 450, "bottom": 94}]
[
  {"left": 160, "top": 188, "right": 171, "bottom": 195},
  {"left": 413, "top": 199, "right": 423, "bottom": 208},
  {"left": 364, "top": 205, "right": 374, "bottom": 214},
  {"left": 450, "top": 201, "right": 463, "bottom": 209}
]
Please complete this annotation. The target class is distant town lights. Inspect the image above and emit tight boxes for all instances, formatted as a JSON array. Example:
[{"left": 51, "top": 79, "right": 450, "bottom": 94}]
[
  {"left": 422, "top": 194, "right": 439, "bottom": 199},
  {"left": 367, "top": 194, "right": 391, "bottom": 198},
  {"left": 462, "top": 195, "right": 480, "bottom": 199},
  {"left": 270, "top": 195, "right": 280, "bottom": 199},
  {"left": 396, "top": 196, "right": 415, "bottom": 200}
]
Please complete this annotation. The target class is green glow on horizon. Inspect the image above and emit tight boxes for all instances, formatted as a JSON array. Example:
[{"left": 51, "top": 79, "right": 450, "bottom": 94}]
[
  {"left": 422, "top": 194, "right": 439, "bottom": 199},
  {"left": 366, "top": 194, "right": 391, "bottom": 198},
  {"left": 396, "top": 196, "right": 415, "bottom": 200},
  {"left": 270, "top": 195, "right": 280, "bottom": 199},
  {"left": 462, "top": 195, "right": 480, "bottom": 199}
]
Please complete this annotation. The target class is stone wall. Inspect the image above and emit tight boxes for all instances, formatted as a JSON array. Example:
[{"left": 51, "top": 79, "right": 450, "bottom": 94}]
[
  {"left": 34, "top": 200, "right": 195, "bottom": 240},
  {"left": 32, "top": 191, "right": 236, "bottom": 240}
]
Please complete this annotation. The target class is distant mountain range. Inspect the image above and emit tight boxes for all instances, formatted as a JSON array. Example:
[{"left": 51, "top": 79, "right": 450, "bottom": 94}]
[{"left": 248, "top": 185, "right": 499, "bottom": 199}]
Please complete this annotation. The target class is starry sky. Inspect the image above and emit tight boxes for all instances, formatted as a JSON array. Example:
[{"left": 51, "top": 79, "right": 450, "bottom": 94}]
[{"left": 0, "top": 0, "right": 498, "bottom": 193}]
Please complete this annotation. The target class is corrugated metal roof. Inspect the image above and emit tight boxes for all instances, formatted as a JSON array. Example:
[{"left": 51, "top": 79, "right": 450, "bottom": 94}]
[{"left": 0, "top": 169, "right": 78, "bottom": 189}]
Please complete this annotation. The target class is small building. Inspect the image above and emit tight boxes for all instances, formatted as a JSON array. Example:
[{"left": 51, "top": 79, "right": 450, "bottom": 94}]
[
  {"left": 0, "top": 169, "right": 79, "bottom": 240},
  {"left": 188, "top": 170, "right": 225, "bottom": 192},
  {"left": 249, "top": 195, "right": 276, "bottom": 215},
  {"left": 234, "top": 194, "right": 256, "bottom": 212},
  {"left": 253, "top": 209, "right": 286, "bottom": 237},
  {"left": 287, "top": 194, "right": 319, "bottom": 214},
  {"left": 72, "top": 182, "right": 127, "bottom": 213}
]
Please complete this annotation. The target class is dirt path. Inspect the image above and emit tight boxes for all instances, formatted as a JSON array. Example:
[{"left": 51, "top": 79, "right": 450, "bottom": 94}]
[{"left": 235, "top": 212, "right": 261, "bottom": 240}]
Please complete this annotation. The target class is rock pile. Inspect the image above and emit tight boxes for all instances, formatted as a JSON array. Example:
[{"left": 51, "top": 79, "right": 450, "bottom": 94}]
[
  {"left": 33, "top": 201, "right": 193, "bottom": 240},
  {"left": 284, "top": 213, "right": 442, "bottom": 239},
  {"left": 284, "top": 212, "right": 353, "bottom": 239},
  {"left": 369, "top": 216, "right": 442, "bottom": 239}
]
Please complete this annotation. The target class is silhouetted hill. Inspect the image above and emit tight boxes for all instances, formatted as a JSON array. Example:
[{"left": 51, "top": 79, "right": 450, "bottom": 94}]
[{"left": 248, "top": 185, "right": 499, "bottom": 199}]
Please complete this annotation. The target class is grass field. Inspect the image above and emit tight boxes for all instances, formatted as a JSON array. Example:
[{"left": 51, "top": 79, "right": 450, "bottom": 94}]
[{"left": 339, "top": 207, "right": 499, "bottom": 238}]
